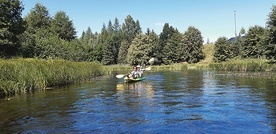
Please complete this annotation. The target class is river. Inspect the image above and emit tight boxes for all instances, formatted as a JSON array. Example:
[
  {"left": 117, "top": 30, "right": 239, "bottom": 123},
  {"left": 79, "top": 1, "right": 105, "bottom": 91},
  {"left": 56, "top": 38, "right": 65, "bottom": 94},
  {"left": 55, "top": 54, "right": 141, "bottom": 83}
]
[{"left": 0, "top": 70, "right": 276, "bottom": 133}]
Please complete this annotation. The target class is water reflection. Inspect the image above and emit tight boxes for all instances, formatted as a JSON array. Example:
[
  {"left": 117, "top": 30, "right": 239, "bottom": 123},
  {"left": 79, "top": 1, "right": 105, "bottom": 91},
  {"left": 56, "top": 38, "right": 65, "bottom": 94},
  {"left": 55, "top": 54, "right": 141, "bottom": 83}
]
[
  {"left": 116, "top": 82, "right": 154, "bottom": 99},
  {"left": 0, "top": 70, "right": 275, "bottom": 133}
]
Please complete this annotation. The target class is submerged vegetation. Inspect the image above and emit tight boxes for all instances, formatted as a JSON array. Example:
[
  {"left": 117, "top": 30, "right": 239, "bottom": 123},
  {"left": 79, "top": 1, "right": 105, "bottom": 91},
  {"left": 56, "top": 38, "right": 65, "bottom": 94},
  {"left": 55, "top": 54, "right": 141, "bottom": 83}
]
[{"left": 0, "top": 58, "right": 104, "bottom": 96}]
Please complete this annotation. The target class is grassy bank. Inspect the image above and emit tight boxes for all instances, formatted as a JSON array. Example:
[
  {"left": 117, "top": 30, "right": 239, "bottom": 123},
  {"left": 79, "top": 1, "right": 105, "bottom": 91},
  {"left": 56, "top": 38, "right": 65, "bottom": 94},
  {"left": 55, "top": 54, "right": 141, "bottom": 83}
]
[
  {"left": 0, "top": 58, "right": 105, "bottom": 96},
  {"left": 209, "top": 59, "right": 276, "bottom": 72}
]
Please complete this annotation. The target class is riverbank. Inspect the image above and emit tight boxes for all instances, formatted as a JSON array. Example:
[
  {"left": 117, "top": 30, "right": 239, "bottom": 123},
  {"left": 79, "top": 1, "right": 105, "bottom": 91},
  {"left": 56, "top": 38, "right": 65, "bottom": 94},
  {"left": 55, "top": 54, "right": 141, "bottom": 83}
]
[
  {"left": 0, "top": 58, "right": 105, "bottom": 96},
  {"left": 1, "top": 58, "right": 275, "bottom": 96}
]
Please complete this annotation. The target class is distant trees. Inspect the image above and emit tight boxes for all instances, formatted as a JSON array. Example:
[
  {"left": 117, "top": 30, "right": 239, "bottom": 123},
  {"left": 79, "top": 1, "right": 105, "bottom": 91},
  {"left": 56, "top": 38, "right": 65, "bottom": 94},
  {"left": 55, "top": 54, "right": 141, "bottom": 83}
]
[
  {"left": 2, "top": 2, "right": 275, "bottom": 65},
  {"left": 213, "top": 5, "right": 276, "bottom": 62}
]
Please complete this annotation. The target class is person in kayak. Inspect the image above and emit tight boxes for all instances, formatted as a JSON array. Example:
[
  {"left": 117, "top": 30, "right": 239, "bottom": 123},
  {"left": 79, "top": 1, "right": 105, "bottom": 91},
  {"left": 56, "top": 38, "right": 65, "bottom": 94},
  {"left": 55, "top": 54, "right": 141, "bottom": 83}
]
[
  {"left": 128, "top": 66, "right": 139, "bottom": 78},
  {"left": 136, "top": 65, "right": 143, "bottom": 77}
]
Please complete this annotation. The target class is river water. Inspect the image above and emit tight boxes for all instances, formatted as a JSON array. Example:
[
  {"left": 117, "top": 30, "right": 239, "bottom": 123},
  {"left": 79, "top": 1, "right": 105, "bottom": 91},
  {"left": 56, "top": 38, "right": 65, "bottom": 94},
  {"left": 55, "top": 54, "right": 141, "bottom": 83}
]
[{"left": 0, "top": 70, "right": 276, "bottom": 133}]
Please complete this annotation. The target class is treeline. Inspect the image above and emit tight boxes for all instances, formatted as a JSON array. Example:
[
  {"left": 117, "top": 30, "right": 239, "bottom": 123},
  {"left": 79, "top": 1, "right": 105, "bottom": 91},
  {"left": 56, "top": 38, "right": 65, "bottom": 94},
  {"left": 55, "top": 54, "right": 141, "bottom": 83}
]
[
  {"left": 213, "top": 5, "right": 276, "bottom": 62},
  {"left": 2, "top": 1, "right": 275, "bottom": 65},
  {"left": 1, "top": 0, "right": 205, "bottom": 65}
]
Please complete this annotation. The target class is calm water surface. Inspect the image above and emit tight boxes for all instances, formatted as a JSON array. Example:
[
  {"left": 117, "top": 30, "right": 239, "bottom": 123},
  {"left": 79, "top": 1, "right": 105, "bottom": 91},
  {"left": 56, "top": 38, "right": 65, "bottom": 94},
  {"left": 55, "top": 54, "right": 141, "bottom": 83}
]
[{"left": 0, "top": 70, "right": 276, "bottom": 133}]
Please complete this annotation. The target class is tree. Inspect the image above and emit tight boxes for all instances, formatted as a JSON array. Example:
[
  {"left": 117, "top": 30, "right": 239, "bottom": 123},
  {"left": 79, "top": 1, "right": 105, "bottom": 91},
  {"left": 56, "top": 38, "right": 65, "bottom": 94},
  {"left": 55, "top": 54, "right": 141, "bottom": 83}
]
[
  {"left": 127, "top": 33, "right": 154, "bottom": 65},
  {"left": 155, "top": 23, "right": 175, "bottom": 64},
  {"left": 51, "top": 11, "right": 76, "bottom": 41},
  {"left": 240, "top": 27, "right": 246, "bottom": 36},
  {"left": 181, "top": 26, "right": 205, "bottom": 63},
  {"left": 0, "top": 0, "right": 25, "bottom": 57},
  {"left": 21, "top": 3, "right": 52, "bottom": 58},
  {"left": 24, "top": 3, "right": 51, "bottom": 34},
  {"left": 113, "top": 17, "right": 121, "bottom": 33},
  {"left": 213, "top": 37, "right": 232, "bottom": 62},
  {"left": 241, "top": 25, "right": 265, "bottom": 58},
  {"left": 265, "top": 5, "right": 276, "bottom": 60},
  {"left": 118, "top": 15, "right": 137, "bottom": 64},
  {"left": 162, "top": 30, "right": 182, "bottom": 64}
]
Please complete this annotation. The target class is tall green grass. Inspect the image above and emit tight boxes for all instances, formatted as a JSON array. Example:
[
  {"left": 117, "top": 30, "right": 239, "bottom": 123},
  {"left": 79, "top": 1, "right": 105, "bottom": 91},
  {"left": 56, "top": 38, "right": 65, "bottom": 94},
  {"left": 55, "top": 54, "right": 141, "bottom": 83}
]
[
  {"left": 209, "top": 59, "right": 276, "bottom": 72},
  {"left": 0, "top": 58, "right": 105, "bottom": 96},
  {"left": 151, "top": 63, "right": 188, "bottom": 71}
]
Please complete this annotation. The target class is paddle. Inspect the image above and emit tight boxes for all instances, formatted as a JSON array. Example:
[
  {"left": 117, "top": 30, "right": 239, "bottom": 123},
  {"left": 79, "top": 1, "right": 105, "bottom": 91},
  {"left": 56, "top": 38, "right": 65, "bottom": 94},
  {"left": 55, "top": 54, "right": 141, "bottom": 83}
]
[
  {"left": 116, "top": 74, "right": 127, "bottom": 78},
  {"left": 115, "top": 67, "right": 151, "bottom": 78}
]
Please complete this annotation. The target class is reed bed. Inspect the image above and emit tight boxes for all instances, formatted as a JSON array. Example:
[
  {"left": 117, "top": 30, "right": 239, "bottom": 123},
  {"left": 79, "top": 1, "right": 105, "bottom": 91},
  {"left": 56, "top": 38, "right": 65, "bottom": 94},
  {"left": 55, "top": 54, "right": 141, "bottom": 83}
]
[
  {"left": 0, "top": 58, "right": 105, "bottom": 96},
  {"left": 151, "top": 63, "right": 188, "bottom": 71},
  {"left": 209, "top": 59, "right": 276, "bottom": 72}
]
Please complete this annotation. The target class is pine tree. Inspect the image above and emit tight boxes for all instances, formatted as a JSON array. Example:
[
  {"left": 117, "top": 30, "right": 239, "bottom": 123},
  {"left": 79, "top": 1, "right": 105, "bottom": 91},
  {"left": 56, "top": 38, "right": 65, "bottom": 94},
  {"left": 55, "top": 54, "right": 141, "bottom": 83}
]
[
  {"left": 213, "top": 37, "right": 231, "bottom": 62},
  {"left": 265, "top": 5, "right": 276, "bottom": 60},
  {"left": 0, "top": 0, "right": 25, "bottom": 57},
  {"left": 118, "top": 15, "right": 137, "bottom": 64},
  {"left": 22, "top": 3, "right": 52, "bottom": 58},
  {"left": 162, "top": 30, "right": 182, "bottom": 64},
  {"left": 181, "top": 26, "right": 205, "bottom": 63},
  {"left": 241, "top": 25, "right": 265, "bottom": 58},
  {"left": 156, "top": 23, "right": 174, "bottom": 65},
  {"left": 51, "top": 11, "right": 76, "bottom": 41}
]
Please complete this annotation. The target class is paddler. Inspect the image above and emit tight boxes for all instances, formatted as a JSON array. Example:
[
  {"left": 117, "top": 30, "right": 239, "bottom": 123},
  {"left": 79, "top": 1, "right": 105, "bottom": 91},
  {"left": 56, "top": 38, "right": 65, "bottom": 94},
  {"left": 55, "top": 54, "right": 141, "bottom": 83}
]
[{"left": 128, "top": 66, "right": 139, "bottom": 78}]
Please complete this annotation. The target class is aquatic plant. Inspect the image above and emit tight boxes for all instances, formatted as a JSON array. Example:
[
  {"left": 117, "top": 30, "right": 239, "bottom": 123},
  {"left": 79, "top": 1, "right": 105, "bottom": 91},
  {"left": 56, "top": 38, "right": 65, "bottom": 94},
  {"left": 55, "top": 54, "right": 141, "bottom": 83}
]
[
  {"left": 0, "top": 58, "right": 104, "bottom": 96},
  {"left": 209, "top": 59, "right": 276, "bottom": 72}
]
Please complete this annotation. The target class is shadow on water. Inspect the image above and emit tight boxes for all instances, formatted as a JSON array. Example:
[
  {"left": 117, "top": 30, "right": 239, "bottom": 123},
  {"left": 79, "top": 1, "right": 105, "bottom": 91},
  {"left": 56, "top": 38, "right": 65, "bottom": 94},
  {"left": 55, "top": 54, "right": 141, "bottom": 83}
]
[{"left": 0, "top": 70, "right": 275, "bottom": 133}]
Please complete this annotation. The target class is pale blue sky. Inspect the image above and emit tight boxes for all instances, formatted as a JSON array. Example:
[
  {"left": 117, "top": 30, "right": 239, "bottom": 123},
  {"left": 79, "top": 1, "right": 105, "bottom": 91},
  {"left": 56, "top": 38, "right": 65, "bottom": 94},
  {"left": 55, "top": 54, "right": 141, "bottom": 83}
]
[{"left": 21, "top": 0, "right": 275, "bottom": 43}]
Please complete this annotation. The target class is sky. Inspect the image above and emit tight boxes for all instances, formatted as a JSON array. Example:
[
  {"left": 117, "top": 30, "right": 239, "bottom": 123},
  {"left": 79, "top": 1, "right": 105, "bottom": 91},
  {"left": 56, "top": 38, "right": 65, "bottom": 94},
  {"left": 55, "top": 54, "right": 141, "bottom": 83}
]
[{"left": 21, "top": 0, "right": 275, "bottom": 43}]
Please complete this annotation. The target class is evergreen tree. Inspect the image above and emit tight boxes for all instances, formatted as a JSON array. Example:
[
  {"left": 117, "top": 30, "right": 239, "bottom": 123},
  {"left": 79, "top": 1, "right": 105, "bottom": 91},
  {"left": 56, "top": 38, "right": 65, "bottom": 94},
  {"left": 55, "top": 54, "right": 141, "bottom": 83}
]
[
  {"left": 162, "top": 30, "right": 182, "bottom": 64},
  {"left": 122, "top": 15, "right": 136, "bottom": 42},
  {"left": 241, "top": 25, "right": 265, "bottom": 58},
  {"left": 114, "top": 17, "right": 121, "bottom": 33},
  {"left": 118, "top": 39, "right": 129, "bottom": 64},
  {"left": 22, "top": 3, "right": 52, "bottom": 58},
  {"left": 181, "top": 26, "right": 205, "bottom": 63},
  {"left": 127, "top": 33, "right": 154, "bottom": 65},
  {"left": 82, "top": 27, "right": 93, "bottom": 45},
  {"left": 265, "top": 5, "right": 276, "bottom": 60},
  {"left": 0, "top": 0, "right": 25, "bottom": 57},
  {"left": 213, "top": 37, "right": 232, "bottom": 62},
  {"left": 156, "top": 23, "right": 175, "bottom": 64},
  {"left": 118, "top": 15, "right": 137, "bottom": 64},
  {"left": 107, "top": 20, "right": 114, "bottom": 34},
  {"left": 51, "top": 11, "right": 76, "bottom": 41},
  {"left": 135, "top": 20, "right": 142, "bottom": 34},
  {"left": 24, "top": 3, "right": 51, "bottom": 33}
]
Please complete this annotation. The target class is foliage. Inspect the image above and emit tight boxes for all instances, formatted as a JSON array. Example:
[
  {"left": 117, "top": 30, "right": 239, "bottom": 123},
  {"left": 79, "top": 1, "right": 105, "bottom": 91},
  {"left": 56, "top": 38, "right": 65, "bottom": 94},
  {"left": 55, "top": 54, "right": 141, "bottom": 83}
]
[
  {"left": 181, "top": 26, "right": 205, "bottom": 63},
  {"left": 51, "top": 11, "right": 76, "bottom": 41},
  {"left": 241, "top": 25, "right": 265, "bottom": 58},
  {"left": 213, "top": 37, "right": 232, "bottom": 62},
  {"left": 0, "top": 0, "right": 25, "bottom": 57},
  {"left": 265, "top": 5, "right": 276, "bottom": 60},
  {"left": 209, "top": 59, "right": 276, "bottom": 72},
  {"left": 162, "top": 30, "right": 182, "bottom": 64},
  {"left": 0, "top": 58, "right": 105, "bottom": 96},
  {"left": 127, "top": 33, "right": 154, "bottom": 65},
  {"left": 156, "top": 23, "right": 175, "bottom": 65}
]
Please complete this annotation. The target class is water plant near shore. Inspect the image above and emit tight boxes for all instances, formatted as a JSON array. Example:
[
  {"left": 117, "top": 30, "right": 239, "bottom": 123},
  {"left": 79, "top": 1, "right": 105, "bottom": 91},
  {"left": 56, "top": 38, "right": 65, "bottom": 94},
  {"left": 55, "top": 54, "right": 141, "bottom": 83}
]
[
  {"left": 0, "top": 58, "right": 105, "bottom": 96},
  {"left": 209, "top": 59, "right": 276, "bottom": 72}
]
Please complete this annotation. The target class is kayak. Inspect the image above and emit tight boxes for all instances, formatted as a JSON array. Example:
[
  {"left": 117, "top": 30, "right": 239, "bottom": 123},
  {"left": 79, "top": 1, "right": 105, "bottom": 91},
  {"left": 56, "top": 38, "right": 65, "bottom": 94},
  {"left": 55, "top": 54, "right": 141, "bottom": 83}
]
[{"left": 124, "top": 76, "right": 146, "bottom": 83}]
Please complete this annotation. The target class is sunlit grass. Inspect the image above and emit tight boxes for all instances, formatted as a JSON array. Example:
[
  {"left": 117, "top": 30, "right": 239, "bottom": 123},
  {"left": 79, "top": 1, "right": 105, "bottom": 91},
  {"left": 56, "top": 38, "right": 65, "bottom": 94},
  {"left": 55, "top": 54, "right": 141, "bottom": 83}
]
[
  {"left": 209, "top": 59, "right": 276, "bottom": 72},
  {"left": 0, "top": 58, "right": 105, "bottom": 96}
]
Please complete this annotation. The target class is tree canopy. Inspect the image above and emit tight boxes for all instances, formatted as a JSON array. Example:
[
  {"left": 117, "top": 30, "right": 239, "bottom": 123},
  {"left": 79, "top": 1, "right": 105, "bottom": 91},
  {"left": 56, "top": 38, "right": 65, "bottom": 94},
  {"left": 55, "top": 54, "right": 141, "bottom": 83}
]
[{"left": 1, "top": 2, "right": 276, "bottom": 65}]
